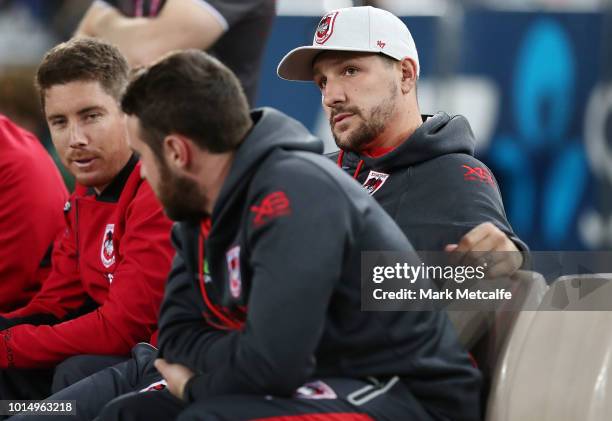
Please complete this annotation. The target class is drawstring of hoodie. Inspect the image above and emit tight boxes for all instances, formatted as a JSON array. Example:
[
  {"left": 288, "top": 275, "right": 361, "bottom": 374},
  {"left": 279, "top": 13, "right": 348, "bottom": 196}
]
[
  {"left": 337, "top": 150, "right": 365, "bottom": 180},
  {"left": 198, "top": 220, "right": 244, "bottom": 331}
]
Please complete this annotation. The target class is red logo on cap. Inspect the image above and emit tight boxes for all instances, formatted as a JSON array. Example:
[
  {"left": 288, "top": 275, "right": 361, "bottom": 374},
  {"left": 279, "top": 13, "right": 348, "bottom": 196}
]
[
  {"left": 377, "top": 40, "right": 386, "bottom": 49},
  {"left": 315, "top": 11, "right": 339, "bottom": 45}
]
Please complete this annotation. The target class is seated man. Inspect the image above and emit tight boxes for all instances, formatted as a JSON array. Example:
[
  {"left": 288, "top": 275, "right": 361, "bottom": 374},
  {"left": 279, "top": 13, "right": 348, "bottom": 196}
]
[
  {"left": 0, "top": 114, "right": 67, "bottom": 313},
  {"left": 43, "top": 50, "right": 479, "bottom": 421},
  {"left": 277, "top": 8, "right": 529, "bottom": 370},
  {"left": 277, "top": 6, "right": 527, "bottom": 276},
  {"left": 0, "top": 38, "right": 174, "bottom": 400}
]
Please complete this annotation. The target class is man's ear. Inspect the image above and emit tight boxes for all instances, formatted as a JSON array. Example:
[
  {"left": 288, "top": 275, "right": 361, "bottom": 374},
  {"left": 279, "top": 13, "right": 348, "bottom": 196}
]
[
  {"left": 399, "top": 57, "right": 418, "bottom": 94},
  {"left": 163, "top": 134, "right": 192, "bottom": 171}
]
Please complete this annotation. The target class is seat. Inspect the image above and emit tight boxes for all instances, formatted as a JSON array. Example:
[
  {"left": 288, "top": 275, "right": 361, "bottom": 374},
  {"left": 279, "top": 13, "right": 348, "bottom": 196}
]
[
  {"left": 486, "top": 274, "right": 612, "bottom": 421},
  {"left": 447, "top": 270, "right": 548, "bottom": 376}
]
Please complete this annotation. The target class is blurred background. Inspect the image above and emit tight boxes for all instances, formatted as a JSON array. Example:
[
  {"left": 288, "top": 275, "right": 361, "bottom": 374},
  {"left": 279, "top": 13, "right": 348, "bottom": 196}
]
[{"left": 0, "top": 0, "right": 611, "bottom": 251}]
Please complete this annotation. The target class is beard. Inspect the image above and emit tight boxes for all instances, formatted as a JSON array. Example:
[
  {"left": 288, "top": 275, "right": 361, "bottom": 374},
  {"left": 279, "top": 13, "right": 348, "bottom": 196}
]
[
  {"left": 156, "top": 158, "right": 209, "bottom": 222},
  {"left": 330, "top": 81, "right": 398, "bottom": 153}
]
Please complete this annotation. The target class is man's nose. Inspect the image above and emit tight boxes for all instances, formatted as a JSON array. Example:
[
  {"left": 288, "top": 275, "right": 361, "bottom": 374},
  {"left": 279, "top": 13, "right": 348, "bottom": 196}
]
[
  {"left": 68, "top": 123, "right": 88, "bottom": 147},
  {"left": 322, "top": 80, "right": 346, "bottom": 108}
]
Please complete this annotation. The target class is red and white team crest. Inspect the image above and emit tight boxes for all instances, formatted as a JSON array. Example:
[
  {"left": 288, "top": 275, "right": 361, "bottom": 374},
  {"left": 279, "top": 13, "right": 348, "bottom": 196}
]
[
  {"left": 139, "top": 379, "right": 167, "bottom": 393},
  {"left": 314, "top": 11, "right": 338, "bottom": 45},
  {"left": 226, "top": 246, "right": 241, "bottom": 299},
  {"left": 100, "top": 224, "right": 116, "bottom": 268},
  {"left": 295, "top": 380, "right": 337, "bottom": 400},
  {"left": 362, "top": 170, "right": 389, "bottom": 195}
]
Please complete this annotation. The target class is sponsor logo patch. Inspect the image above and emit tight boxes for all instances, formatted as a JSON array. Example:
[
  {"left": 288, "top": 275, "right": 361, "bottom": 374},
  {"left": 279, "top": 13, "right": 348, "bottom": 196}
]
[
  {"left": 100, "top": 224, "right": 116, "bottom": 268},
  {"left": 362, "top": 170, "right": 389, "bottom": 195},
  {"left": 226, "top": 246, "right": 241, "bottom": 299},
  {"left": 203, "top": 259, "right": 212, "bottom": 284},
  {"left": 315, "top": 11, "right": 339, "bottom": 45}
]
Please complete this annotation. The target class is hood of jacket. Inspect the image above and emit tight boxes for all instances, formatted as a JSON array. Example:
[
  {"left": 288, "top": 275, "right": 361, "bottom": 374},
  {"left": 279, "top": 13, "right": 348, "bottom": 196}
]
[{"left": 212, "top": 107, "right": 322, "bottom": 221}]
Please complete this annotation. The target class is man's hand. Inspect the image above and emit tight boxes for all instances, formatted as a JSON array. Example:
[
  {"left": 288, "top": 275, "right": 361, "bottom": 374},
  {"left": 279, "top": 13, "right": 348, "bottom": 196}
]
[
  {"left": 445, "top": 222, "right": 523, "bottom": 278},
  {"left": 73, "top": 0, "right": 225, "bottom": 68},
  {"left": 154, "top": 358, "right": 195, "bottom": 401}
]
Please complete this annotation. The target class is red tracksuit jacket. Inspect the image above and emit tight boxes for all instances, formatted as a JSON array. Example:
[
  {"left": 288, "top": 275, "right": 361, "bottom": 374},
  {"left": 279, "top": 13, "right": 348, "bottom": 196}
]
[
  {"left": 1, "top": 156, "right": 174, "bottom": 369},
  {"left": 0, "top": 115, "right": 68, "bottom": 312}
]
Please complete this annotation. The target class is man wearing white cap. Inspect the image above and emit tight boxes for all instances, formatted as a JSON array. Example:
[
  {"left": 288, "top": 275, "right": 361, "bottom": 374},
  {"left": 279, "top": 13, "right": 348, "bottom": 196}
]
[{"left": 278, "top": 6, "right": 527, "bottom": 278}]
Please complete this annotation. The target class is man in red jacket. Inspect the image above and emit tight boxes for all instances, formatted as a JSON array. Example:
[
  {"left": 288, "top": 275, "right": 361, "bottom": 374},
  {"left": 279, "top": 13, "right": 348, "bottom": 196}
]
[
  {"left": 0, "top": 114, "right": 68, "bottom": 314},
  {"left": 0, "top": 38, "right": 175, "bottom": 400}
]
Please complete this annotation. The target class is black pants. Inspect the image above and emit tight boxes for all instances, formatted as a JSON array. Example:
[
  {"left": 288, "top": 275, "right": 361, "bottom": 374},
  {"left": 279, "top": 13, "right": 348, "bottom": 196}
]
[
  {"left": 0, "top": 368, "right": 54, "bottom": 401},
  {"left": 9, "top": 344, "right": 437, "bottom": 421},
  {"left": 52, "top": 354, "right": 130, "bottom": 394},
  {"left": 98, "top": 376, "right": 435, "bottom": 421},
  {"left": 7, "top": 344, "right": 159, "bottom": 421}
]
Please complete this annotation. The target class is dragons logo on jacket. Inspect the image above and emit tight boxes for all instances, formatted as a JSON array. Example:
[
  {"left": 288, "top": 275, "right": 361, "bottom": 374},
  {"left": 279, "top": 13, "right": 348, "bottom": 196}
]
[
  {"left": 315, "top": 11, "right": 338, "bottom": 45},
  {"left": 226, "top": 245, "right": 241, "bottom": 299},
  {"left": 295, "top": 380, "right": 338, "bottom": 400},
  {"left": 362, "top": 170, "right": 389, "bottom": 195},
  {"left": 100, "top": 224, "right": 116, "bottom": 268}
]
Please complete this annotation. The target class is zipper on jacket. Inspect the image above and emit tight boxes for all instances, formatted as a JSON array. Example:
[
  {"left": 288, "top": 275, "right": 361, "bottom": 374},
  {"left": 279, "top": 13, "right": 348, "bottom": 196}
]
[
  {"left": 74, "top": 198, "right": 80, "bottom": 267},
  {"left": 197, "top": 225, "right": 244, "bottom": 331}
]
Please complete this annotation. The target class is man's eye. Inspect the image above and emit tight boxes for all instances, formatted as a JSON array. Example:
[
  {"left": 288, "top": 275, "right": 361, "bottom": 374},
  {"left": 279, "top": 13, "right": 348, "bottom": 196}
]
[
  {"left": 317, "top": 79, "right": 327, "bottom": 90},
  {"left": 344, "top": 67, "right": 357, "bottom": 75},
  {"left": 85, "top": 113, "right": 101, "bottom": 121},
  {"left": 51, "top": 119, "right": 66, "bottom": 128}
]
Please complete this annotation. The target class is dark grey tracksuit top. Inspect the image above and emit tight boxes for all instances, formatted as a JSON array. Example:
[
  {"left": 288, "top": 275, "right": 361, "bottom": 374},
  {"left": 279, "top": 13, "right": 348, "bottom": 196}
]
[
  {"left": 157, "top": 108, "right": 481, "bottom": 421},
  {"left": 332, "top": 112, "right": 527, "bottom": 252}
]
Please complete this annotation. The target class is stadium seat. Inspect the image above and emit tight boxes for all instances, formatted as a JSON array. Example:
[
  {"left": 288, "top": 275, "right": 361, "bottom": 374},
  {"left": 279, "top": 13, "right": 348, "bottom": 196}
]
[
  {"left": 486, "top": 273, "right": 612, "bottom": 421},
  {"left": 539, "top": 273, "right": 612, "bottom": 311},
  {"left": 448, "top": 270, "right": 548, "bottom": 375}
]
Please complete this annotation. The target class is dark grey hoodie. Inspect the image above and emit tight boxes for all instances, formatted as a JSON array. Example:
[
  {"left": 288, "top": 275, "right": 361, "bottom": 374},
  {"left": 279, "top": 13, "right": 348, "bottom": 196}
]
[
  {"left": 332, "top": 112, "right": 527, "bottom": 252},
  {"left": 158, "top": 108, "right": 481, "bottom": 420}
]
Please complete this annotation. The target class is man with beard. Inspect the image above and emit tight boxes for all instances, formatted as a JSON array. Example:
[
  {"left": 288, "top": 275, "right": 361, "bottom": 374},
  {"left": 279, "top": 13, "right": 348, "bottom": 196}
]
[
  {"left": 0, "top": 38, "right": 174, "bottom": 401},
  {"left": 277, "top": 6, "right": 527, "bottom": 277},
  {"left": 12, "top": 50, "right": 481, "bottom": 421}
]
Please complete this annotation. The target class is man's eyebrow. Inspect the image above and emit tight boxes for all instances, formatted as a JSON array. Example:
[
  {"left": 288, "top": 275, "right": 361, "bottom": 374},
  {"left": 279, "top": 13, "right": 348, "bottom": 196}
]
[
  {"left": 47, "top": 106, "right": 106, "bottom": 121},
  {"left": 76, "top": 106, "right": 104, "bottom": 116},
  {"left": 46, "top": 112, "right": 65, "bottom": 121}
]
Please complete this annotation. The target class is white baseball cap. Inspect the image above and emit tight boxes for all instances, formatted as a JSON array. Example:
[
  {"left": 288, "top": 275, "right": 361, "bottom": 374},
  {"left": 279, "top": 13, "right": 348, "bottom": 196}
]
[{"left": 277, "top": 6, "right": 420, "bottom": 81}]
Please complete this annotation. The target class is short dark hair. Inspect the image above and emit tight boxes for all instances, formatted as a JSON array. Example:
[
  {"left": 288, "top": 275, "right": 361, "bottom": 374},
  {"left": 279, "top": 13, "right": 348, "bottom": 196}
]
[
  {"left": 121, "top": 49, "right": 251, "bottom": 157},
  {"left": 36, "top": 38, "right": 129, "bottom": 108}
]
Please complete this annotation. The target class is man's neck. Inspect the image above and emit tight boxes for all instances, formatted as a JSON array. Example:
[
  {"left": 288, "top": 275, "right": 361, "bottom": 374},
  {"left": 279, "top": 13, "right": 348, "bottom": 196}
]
[
  {"left": 93, "top": 153, "right": 134, "bottom": 195},
  {"left": 362, "top": 111, "right": 423, "bottom": 156},
  {"left": 197, "top": 152, "right": 236, "bottom": 215}
]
